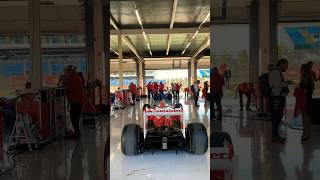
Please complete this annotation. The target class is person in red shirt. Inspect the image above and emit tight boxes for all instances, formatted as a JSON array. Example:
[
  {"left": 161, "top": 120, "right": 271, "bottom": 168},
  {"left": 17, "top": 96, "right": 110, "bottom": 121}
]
[
  {"left": 159, "top": 82, "right": 165, "bottom": 95},
  {"left": 153, "top": 82, "right": 158, "bottom": 94},
  {"left": 210, "top": 67, "right": 225, "bottom": 120},
  {"left": 237, "top": 82, "right": 254, "bottom": 111},
  {"left": 175, "top": 83, "right": 180, "bottom": 99},
  {"left": 65, "top": 66, "right": 85, "bottom": 138},
  {"left": 184, "top": 87, "right": 189, "bottom": 98},
  {"left": 129, "top": 82, "right": 137, "bottom": 105},
  {"left": 147, "top": 82, "right": 153, "bottom": 99}
]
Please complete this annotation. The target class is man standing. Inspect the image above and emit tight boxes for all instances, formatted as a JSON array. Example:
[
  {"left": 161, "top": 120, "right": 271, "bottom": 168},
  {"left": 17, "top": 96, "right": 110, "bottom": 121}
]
[
  {"left": 269, "top": 58, "right": 290, "bottom": 143},
  {"left": 159, "top": 82, "right": 165, "bottom": 95},
  {"left": 175, "top": 83, "right": 180, "bottom": 99},
  {"left": 147, "top": 82, "right": 153, "bottom": 99},
  {"left": 211, "top": 67, "right": 225, "bottom": 120},
  {"left": 193, "top": 80, "right": 200, "bottom": 106},
  {"left": 129, "top": 82, "right": 137, "bottom": 105},
  {"left": 65, "top": 66, "right": 84, "bottom": 138},
  {"left": 223, "top": 67, "right": 231, "bottom": 89}
]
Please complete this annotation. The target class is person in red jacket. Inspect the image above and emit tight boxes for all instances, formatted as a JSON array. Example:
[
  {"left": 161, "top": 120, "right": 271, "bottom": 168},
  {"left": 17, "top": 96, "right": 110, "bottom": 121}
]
[
  {"left": 159, "top": 82, "right": 165, "bottom": 95},
  {"left": 129, "top": 82, "right": 137, "bottom": 105},
  {"left": 175, "top": 83, "right": 180, "bottom": 99},
  {"left": 65, "top": 66, "right": 85, "bottom": 138},
  {"left": 147, "top": 82, "right": 153, "bottom": 99},
  {"left": 237, "top": 82, "right": 254, "bottom": 111},
  {"left": 210, "top": 67, "right": 225, "bottom": 120}
]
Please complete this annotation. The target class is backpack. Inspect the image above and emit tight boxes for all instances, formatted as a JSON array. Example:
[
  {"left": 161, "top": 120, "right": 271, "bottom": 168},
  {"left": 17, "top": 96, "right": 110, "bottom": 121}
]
[{"left": 259, "top": 73, "right": 272, "bottom": 97}]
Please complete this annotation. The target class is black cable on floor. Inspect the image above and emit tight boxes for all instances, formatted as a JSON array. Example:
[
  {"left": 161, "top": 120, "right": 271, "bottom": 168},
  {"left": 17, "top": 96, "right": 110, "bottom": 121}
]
[
  {"left": 0, "top": 148, "right": 28, "bottom": 175},
  {"left": 222, "top": 114, "right": 303, "bottom": 131}
]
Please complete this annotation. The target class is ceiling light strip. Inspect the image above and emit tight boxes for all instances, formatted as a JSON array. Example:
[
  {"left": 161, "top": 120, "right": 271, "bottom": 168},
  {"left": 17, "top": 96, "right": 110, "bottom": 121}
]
[
  {"left": 181, "top": 12, "right": 210, "bottom": 55},
  {"left": 133, "top": 1, "right": 152, "bottom": 56}
]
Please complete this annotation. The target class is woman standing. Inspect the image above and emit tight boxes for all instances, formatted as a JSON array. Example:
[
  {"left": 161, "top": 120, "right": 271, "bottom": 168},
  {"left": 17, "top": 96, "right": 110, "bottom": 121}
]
[{"left": 295, "top": 64, "right": 314, "bottom": 141}]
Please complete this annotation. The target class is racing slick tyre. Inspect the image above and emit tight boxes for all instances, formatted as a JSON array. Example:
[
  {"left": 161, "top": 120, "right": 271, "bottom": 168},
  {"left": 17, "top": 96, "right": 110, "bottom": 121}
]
[
  {"left": 174, "top": 103, "right": 183, "bottom": 109},
  {"left": 211, "top": 132, "right": 232, "bottom": 147},
  {"left": 186, "top": 123, "right": 208, "bottom": 154},
  {"left": 143, "top": 104, "right": 151, "bottom": 110},
  {"left": 121, "top": 124, "right": 144, "bottom": 156}
]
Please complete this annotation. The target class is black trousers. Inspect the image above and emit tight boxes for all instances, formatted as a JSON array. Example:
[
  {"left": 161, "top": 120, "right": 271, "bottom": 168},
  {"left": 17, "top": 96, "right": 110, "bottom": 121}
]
[
  {"left": 212, "top": 93, "right": 223, "bottom": 119},
  {"left": 148, "top": 90, "right": 152, "bottom": 98},
  {"left": 271, "top": 96, "right": 285, "bottom": 137},
  {"left": 194, "top": 92, "right": 199, "bottom": 105},
  {"left": 132, "top": 94, "right": 136, "bottom": 104},
  {"left": 70, "top": 103, "right": 82, "bottom": 135},
  {"left": 239, "top": 91, "right": 251, "bottom": 109}
]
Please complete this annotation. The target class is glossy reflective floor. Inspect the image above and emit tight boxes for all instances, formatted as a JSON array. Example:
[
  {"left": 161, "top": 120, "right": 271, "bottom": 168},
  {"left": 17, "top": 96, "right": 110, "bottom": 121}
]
[
  {"left": 110, "top": 97, "right": 210, "bottom": 180},
  {"left": 213, "top": 96, "right": 320, "bottom": 180},
  {"left": 0, "top": 116, "right": 108, "bottom": 180}
]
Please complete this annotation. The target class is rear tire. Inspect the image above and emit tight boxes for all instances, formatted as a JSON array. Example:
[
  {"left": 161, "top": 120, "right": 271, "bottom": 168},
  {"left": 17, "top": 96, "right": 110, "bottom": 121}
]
[
  {"left": 143, "top": 104, "right": 151, "bottom": 110},
  {"left": 121, "top": 124, "right": 143, "bottom": 156},
  {"left": 185, "top": 123, "right": 208, "bottom": 154}
]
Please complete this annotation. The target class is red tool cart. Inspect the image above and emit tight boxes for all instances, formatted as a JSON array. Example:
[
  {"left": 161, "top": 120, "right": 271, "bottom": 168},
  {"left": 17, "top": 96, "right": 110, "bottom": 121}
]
[{"left": 10, "top": 89, "right": 52, "bottom": 150}]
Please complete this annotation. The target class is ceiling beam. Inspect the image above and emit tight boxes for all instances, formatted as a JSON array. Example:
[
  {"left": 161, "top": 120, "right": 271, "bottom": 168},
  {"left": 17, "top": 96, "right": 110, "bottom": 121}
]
[
  {"left": 192, "top": 37, "right": 210, "bottom": 58},
  {"left": 110, "top": 16, "right": 142, "bottom": 62},
  {"left": 110, "top": 27, "right": 210, "bottom": 35},
  {"left": 166, "top": 0, "right": 178, "bottom": 56}
]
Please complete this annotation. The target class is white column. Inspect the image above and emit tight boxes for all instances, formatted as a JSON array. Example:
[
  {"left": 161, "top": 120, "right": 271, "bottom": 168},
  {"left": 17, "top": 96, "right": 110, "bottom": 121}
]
[
  {"left": 190, "top": 58, "right": 195, "bottom": 84},
  {"left": 188, "top": 62, "right": 191, "bottom": 87},
  {"left": 29, "top": 0, "right": 42, "bottom": 89},
  {"left": 259, "top": 0, "right": 270, "bottom": 74},
  {"left": 138, "top": 60, "right": 143, "bottom": 89},
  {"left": 118, "top": 34, "right": 124, "bottom": 90},
  {"left": 93, "top": 0, "right": 107, "bottom": 103}
]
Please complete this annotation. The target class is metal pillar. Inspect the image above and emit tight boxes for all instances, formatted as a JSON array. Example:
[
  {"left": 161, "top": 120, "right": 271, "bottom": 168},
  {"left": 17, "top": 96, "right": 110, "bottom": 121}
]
[
  {"left": 118, "top": 34, "right": 124, "bottom": 90},
  {"left": 142, "top": 62, "right": 146, "bottom": 94},
  {"left": 190, "top": 58, "right": 196, "bottom": 84},
  {"left": 93, "top": 0, "right": 107, "bottom": 103},
  {"left": 269, "top": 0, "right": 278, "bottom": 65},
  {"left": 250, "top": 0, "right": 260, "bottom": 83},
  {"left": 138, "top": 60, "right": 144, "bottom": 90},
  {"left": 29, "top": 0, "right": 42, "bottom": 89},
  {"left": 85, "top": 0, "right": 109, "bottom": 105},
  {"left": 194, "top": 60, "right": 198, "bottom": 82},
  {"left": 188, "top": 61, "right": 191, "bottom": 87},
  {"left": 259, "top": 0, "right": 270, "bottom": 75}
]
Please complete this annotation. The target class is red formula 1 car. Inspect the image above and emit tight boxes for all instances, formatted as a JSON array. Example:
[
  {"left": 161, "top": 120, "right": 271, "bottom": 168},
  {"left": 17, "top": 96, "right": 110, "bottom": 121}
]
[
  {"left": 121, "top": 100, "right": 208, "bottom": 155},
  {"left": 210, "top": 132, "right": 238, "bottom": 180}
]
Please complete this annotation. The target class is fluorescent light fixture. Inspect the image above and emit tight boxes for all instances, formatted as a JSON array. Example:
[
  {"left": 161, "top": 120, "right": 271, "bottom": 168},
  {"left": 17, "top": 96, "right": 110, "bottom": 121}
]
[
  {"left": 110, "top": 48, "right": 119, "bottom": 55},
  {"left": 135, "top": 9, "right": 142, "bottom": 26},
  {"left": 186, "top": 42, "right": 191, "bottom": 49},
  {"left": 191, "top": 30, "right": 199, "bottom": 40},
  {"left": 142, "top": 31, "right": 147, "bottom": 40},
  {"left": 202, "top": 12, "right": 210, "bottom": 24}
]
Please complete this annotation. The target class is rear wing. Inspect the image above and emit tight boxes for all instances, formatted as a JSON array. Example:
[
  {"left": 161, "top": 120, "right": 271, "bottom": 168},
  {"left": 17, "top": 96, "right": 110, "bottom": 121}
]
[{"left": 143, "top": 107, "right": 184, "bottom": 138}]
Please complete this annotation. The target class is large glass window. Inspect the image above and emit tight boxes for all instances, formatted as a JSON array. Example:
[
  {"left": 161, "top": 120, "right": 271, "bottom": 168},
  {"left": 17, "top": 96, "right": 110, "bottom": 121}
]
[
  {"left": 211, "top": 24, "right": 250, "bottom": 91},
  {"left": 278, "top": 23, "right": 320, "bottom": 96}
]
